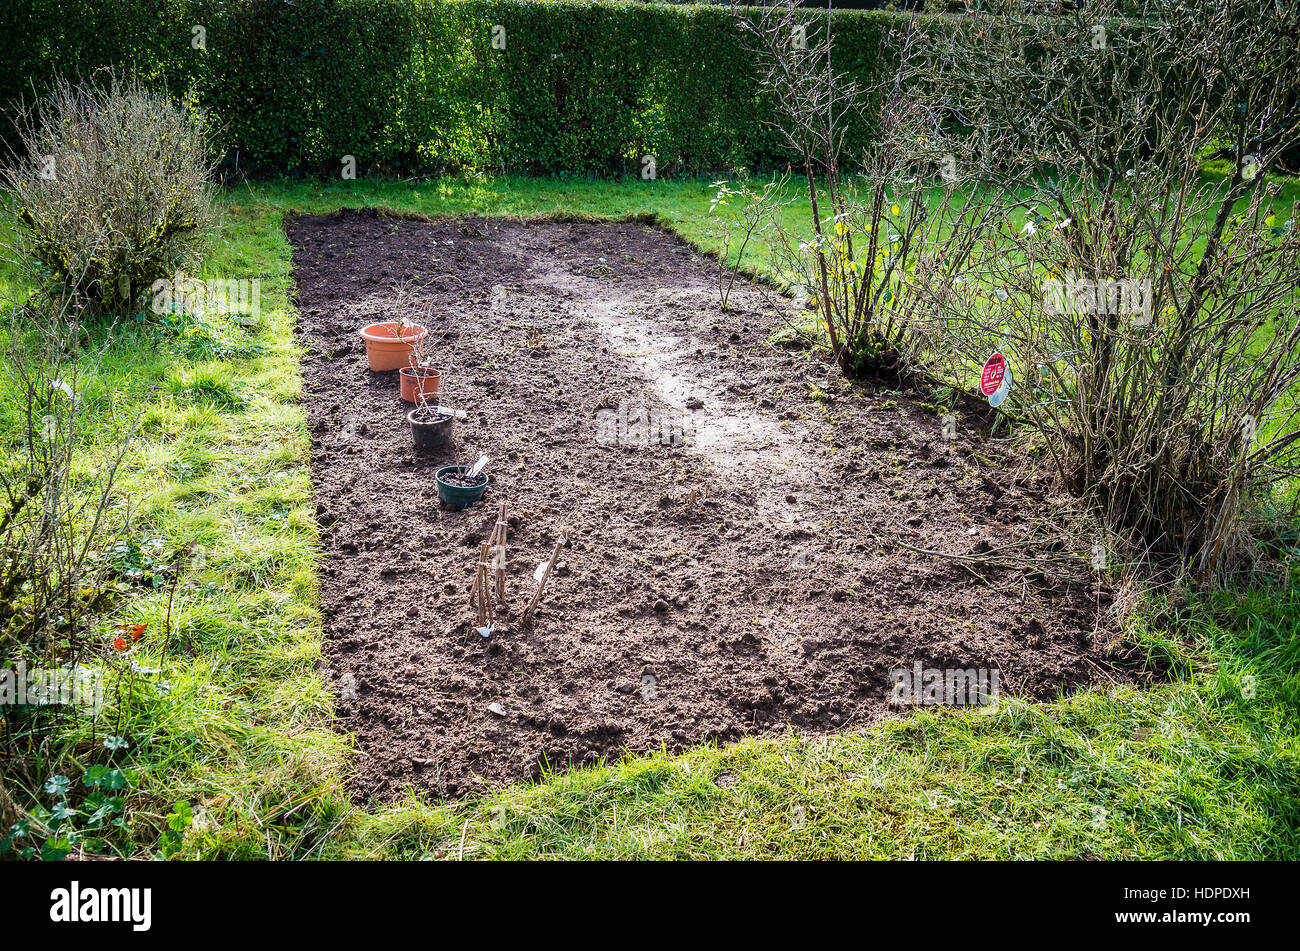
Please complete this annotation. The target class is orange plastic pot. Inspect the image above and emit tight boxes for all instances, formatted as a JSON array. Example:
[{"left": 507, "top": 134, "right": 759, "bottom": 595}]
[
  {"left": 359, "top": 322, "right": 427, "bottom": 372},
  {"left": 400, "top": 366, "right": 442, "bottom": 404}
]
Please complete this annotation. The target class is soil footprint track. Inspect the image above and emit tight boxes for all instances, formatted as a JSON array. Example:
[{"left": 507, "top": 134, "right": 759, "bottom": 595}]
[{"left": 499, "top": 227, "right": 811, "bottom": 519}]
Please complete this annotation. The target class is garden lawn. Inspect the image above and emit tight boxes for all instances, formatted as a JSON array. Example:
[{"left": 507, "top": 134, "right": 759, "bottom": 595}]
[{"left": 2, "top": 175, "right": 1298, "bottom": 859}]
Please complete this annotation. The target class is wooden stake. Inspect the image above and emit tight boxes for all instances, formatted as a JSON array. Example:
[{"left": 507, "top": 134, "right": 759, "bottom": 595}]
[
  {"left": 468, "top": 504, "right": 510, "bottom": 626},
  {"left": 473, "top": 548, "right": 483, "bottom": 624},
  {"left": 475, "top": 542, "right": 492, "bottom": 626},
  {"left": 494, "top": 502, "right": 507, "bottom": 602},
  {"left": 522, "top": 536, "right": 565, "bottom": 625},
  {"left": 470, "top": 504, "right": 508, "bottom": 608}
]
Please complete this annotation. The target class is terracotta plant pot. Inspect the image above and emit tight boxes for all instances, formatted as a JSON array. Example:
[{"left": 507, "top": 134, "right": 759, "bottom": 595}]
[
  {"left": 400, "top": 366, "right": 442, "bottom": 404},
  {"left": 359, "top": 322, "right": 427, "bottom": 372}
]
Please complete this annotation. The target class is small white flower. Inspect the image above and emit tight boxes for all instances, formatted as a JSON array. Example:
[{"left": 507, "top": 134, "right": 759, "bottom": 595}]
[{"left": 1021, "top": 221, "right": 1038, "bottom": 236}]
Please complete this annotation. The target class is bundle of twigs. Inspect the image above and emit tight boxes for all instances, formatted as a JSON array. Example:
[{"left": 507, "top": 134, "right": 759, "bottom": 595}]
[{"left": 470, "top": 501, "right": 508, "bottom": 625}]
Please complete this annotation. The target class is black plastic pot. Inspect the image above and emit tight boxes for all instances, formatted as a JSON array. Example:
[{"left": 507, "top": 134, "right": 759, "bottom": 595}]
[{"left": 408, "top": 407, "right": 454, "bottom": 454}]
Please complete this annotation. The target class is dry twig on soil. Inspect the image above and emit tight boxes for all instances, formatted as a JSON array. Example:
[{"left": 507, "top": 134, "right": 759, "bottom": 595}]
[{"left": 522, "top": 535, "right": 566, "bottom": 625}]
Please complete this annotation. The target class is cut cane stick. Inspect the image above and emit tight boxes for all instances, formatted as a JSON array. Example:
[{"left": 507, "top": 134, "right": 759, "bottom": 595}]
[
  {"left": 473, "top": 556, "right": 482, "bottom": 623},
  {"left": 469, "top": 539, "right": 481, "bottom": 608},
  {"left": 470, "top": 505, "right": 508, "bottom": 607},
  {"left": 475, "top": 542, "right": 493, "bottom": 626},
  {"left": 495, "top": 502, "right": 507, "bottom": 601},
  {"left": 482, "top": 543, "right": 494, "bottom": 624},
  {"left": 522, "top": 536, "right": 565, "bottom": 625}
]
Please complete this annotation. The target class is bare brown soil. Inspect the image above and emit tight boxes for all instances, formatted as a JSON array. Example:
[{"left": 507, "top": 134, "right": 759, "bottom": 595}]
[{"left": 287, "top": 209, "right": 1139, "bottom": 803}]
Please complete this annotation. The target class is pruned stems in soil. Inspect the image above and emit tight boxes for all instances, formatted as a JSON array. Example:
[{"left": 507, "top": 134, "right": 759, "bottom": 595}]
[
  {"left": 711, "top": 177, "right": 782, "bottom": 311},
  {"left": 522, "top": 535, "right": 566, "bottom": 626},
  {"left": 473, "top": 542, "right": 493, "bottom": 627},
  {"left": 493, "top": 501, "right": 507, "bottom": 602},
  {"left": 469, "top": 502, "right": 509, "bottom": 612}
]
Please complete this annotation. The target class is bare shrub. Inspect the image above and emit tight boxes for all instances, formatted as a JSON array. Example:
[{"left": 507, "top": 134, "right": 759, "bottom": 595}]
[
  {"left": 0, "top": 274, "right": 143, "bottom": 854},
  {"left": 920, "top": 0, "right": 1300, "bottom": 575},
  {"left": 737, "top": 2, "right": 1009, "bottom": 380},
  {"left": 710, "top": 174, "right": 782, "bottom": 312},
  {"left": 3, "top": 71, "right": 215, "bottom": 318},
  {"left": 0, "top": 285, "right": 139, "bottom": 852},
  {"left": 0, "top": 294, "right": 137, "bottom": 662}
]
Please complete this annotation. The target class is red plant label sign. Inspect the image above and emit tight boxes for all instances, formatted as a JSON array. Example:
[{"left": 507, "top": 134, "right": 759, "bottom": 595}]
[{"left": 980, "top": 353, "right": 1007, "bottom": 396}]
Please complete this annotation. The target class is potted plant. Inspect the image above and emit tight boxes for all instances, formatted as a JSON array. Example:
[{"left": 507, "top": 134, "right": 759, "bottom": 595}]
[
  {"left": 436, "top": 455, "right": 490, "bottom": 510},
  {"left": 408, "top": 402, "right": 456, "bottom": 453},
  {"left": 359, "top": 281, "right": 428, "bottom": 372},
  {"left": 400, "top": 321, "right": 441, "bottom": 404},
  {"left": 407, "top": 323, "right": 463, "bottom": 455}
]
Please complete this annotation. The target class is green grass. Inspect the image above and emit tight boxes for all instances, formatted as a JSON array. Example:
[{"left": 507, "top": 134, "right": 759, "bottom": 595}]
[
  {"left": 2, "top": 175, "right": 1298, "bottom": 859},
  {"left": 331, "top": 579, "right": 1300, "bottom": 860}
]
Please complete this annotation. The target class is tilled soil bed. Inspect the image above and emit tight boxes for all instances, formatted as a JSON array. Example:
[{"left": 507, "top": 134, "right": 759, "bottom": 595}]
[{"left": 288, "top": 209, "right": 1139, "bottom": 803}]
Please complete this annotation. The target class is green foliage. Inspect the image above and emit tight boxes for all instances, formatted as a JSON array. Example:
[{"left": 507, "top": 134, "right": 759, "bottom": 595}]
[
  {"left": 1, "top": 763, "right": 136, "bottom": 860},
  {"left": 159, "top": 800, "right": 193, "bottom": 857},
  {"left": 1, "top": 0, "right": 907, "bottom": 175}
]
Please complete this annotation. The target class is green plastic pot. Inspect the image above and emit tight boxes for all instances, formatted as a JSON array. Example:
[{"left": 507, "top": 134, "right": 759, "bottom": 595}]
[{"left": 435, "top": 465, "right": 489, "bottom": 509}]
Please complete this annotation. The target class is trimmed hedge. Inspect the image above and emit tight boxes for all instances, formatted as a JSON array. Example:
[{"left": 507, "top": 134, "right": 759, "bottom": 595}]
[{"left": 2, "top": 0, "right": 917, "bottom": 175}]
